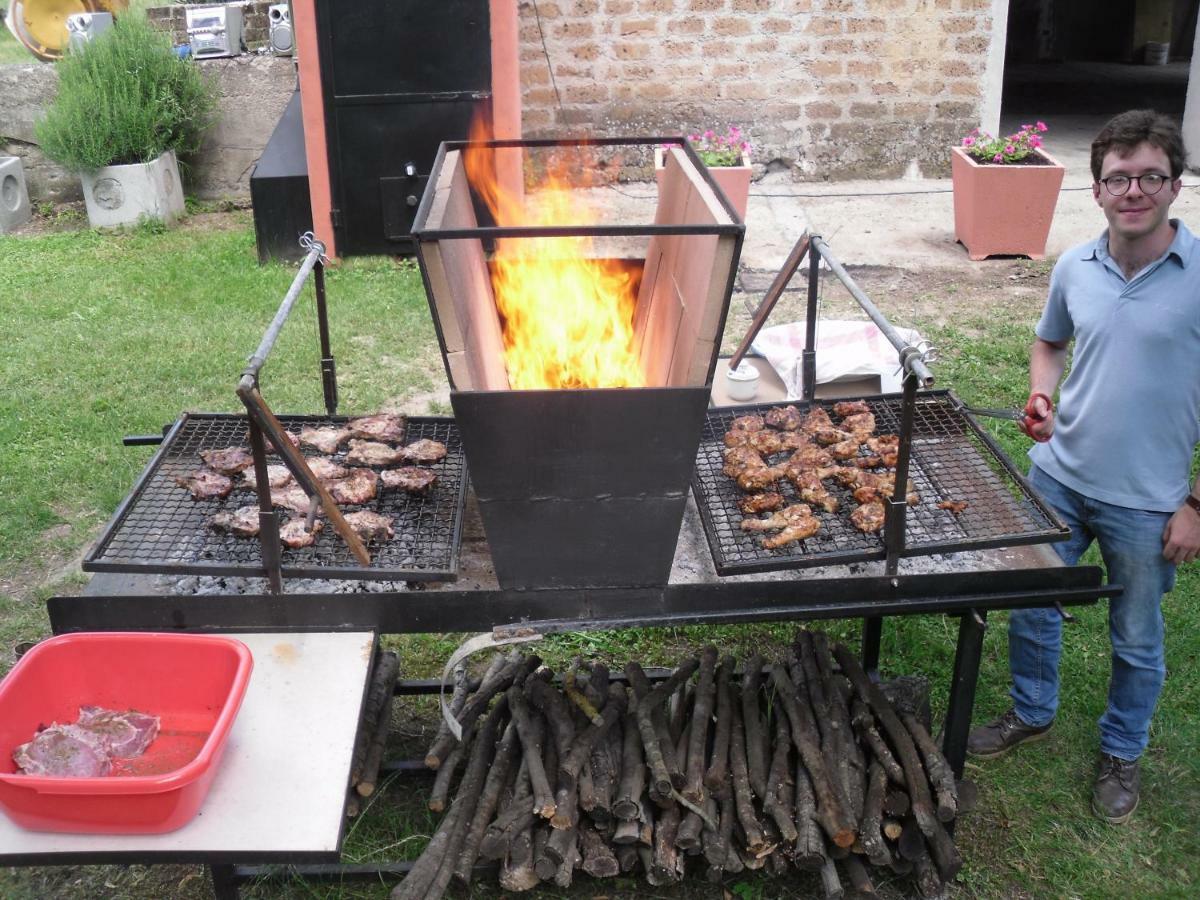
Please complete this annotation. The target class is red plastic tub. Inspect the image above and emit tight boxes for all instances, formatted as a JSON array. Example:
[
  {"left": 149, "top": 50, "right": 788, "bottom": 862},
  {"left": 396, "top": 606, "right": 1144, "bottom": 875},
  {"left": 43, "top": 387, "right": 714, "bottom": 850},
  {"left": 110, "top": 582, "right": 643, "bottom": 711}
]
[{"left": 0, "top": 632, "right": 253, "bottom": 834}]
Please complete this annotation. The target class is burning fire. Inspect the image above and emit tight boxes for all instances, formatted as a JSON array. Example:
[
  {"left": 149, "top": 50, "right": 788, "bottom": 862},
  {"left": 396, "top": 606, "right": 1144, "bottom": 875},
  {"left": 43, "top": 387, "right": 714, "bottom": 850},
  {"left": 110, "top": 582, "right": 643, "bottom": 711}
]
[{"left": 464, "top": 121, "right": 645, "bottom": 389}]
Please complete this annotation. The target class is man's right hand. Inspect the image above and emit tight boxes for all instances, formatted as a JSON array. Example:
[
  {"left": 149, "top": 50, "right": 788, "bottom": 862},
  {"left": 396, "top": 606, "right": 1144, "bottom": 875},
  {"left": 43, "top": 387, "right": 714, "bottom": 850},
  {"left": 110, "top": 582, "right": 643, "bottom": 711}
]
[{"left": 1020, "top": 392, "right": 1054, "bottom": 442}]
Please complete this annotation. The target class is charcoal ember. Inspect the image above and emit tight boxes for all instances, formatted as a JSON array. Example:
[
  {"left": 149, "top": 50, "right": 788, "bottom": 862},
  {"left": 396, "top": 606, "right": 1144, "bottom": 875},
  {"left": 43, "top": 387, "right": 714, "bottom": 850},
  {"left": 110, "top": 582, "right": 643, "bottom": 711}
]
[
  {"left": 281, "top": 518, "right": 324, "bottom": 548},
  {"left": 300, "top": 426, "right": 350, "bottom": 454},
  {"left": 346, "top": 439, "right": 405, "bottom": 467},
  {"left": 400, "top": 439, "right": 448, "bottom": 464},
  {"left": 267, "top": 431, "right": 301, "bottom": 454},
  {"left": 210, "top": 505, "right": 261, "bottom": 537},
  {"left": 343, "top": 510, "right": 395, "bottom": 542},
  {"left": 239, "top": 464, "right": 292, "bottom": 490},
  {"left": 199, "top": 447, "right": 254, "bottom": 476},
  {"left": 327, "top": 468, "right": 379, "bottom": 505},
  {"left": 347, "top": 414, "right": 406, "bottom": 443},
  {"left": 381, "top": 466, "right": 438, "bottom": 495},
  {"left": 175, "top": 468, "right": 234, "bottom": 500},
  {"left": 305, "top": 457, "right": 350, "bottom": 482},
  {"left": 77, "top": 706, "right": 160, "bottom": 757},
  {"left": 12, "top": 726, "right": 111, "bottom": 777}
]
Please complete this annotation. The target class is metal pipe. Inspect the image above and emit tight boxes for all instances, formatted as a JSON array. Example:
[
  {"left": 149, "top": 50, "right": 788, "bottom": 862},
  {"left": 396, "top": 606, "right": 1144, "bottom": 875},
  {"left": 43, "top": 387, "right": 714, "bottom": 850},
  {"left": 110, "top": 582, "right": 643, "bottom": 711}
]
[
  {"left": 803, "top": 237, "right": 821, "bottom": 401},
  {"left": 810, "top": 235, "right": 935, "bottom": 387},
  {"left": 242, "top": 238, "right": 325, "bottom": 380},
  {"left": 313, "top": 260, "right": 339, "bottom": 416}
]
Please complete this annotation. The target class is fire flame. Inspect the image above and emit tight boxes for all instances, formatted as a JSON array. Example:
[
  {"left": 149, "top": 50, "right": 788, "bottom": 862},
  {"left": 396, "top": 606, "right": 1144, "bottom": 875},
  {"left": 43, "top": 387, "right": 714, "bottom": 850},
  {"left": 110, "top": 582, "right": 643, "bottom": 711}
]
[{"left": 464, "top": 120, "right": 645, "bottom": 389}]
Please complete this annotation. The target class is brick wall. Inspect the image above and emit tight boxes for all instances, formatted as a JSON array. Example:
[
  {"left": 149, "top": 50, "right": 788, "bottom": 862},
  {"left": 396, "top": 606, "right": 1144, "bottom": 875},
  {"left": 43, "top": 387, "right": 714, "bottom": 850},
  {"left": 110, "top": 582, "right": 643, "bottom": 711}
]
[{"left": 516, "top": 0, "right": 995, "bottom": 178}]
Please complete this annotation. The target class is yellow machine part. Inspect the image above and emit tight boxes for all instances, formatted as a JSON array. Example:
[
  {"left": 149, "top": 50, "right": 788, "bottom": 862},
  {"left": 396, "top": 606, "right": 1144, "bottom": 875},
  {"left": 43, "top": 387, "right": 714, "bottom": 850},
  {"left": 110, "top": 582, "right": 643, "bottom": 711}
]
[{"left": 4, "top": 0, "right": 129, "bottom": 62}]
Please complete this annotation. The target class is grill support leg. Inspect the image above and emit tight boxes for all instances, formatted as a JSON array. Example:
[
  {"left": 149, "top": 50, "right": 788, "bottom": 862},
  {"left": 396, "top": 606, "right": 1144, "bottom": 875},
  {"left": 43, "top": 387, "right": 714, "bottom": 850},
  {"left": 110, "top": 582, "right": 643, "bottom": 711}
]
[
  {"left": 801, "top": 237, "right": 821, "bottom": 402},
  {"left": 246, "top": 417, "right": 285, "bottom": 595},
  {"left": 942, "top": 607, "right": 987, "bottom": 790},
  {"left": 313, "top": 261, "right": 339, "bottom": 416},
  {"left": 210, "top": 863, "right": 240, "bottom": 900},
  {"left": 860, "top": 616, "right": 882, "bottom": 679}
]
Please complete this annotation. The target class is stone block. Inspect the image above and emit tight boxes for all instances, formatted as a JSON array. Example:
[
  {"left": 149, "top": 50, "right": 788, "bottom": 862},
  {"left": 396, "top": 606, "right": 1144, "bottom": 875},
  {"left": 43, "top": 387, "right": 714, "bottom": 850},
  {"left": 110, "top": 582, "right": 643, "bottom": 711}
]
[{"left": 0, "top": 156, "right": 33, "bottom": 232}]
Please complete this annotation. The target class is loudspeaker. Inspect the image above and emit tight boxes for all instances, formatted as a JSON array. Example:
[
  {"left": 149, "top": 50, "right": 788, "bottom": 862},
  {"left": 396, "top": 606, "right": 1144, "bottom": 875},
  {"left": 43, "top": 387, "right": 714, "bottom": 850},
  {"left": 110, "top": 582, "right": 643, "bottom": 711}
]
[
  {"left": 268, "top": 3, "right": 293, "bottom": 56},
  {"left": 0, "top": 156, "right": 32, "bottom": 234},
  {"left": 65, "top": 12, "right": 114, "bottom": 55}
]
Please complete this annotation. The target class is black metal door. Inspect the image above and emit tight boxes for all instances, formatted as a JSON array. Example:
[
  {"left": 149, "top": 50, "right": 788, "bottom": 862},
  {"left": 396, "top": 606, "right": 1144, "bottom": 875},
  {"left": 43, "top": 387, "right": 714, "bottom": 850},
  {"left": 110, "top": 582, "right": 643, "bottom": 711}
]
[{"left": 314, "top": 0, "right": 491, "bottom": 256}]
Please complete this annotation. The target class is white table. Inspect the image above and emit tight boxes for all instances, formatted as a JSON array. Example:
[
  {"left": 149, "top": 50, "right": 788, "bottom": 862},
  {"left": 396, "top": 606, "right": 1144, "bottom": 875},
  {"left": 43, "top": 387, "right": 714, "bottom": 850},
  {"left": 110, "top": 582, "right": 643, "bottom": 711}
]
[{"left": 0, "top": 631, "right": 374, "bottom": 870}]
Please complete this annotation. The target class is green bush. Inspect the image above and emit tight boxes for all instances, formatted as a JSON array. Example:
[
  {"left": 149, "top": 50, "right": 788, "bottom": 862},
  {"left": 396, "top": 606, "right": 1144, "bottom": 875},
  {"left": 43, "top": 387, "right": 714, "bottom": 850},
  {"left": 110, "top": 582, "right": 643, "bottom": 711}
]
[{"left": 35, "top": 15, "right": 218, "bottom": 171}]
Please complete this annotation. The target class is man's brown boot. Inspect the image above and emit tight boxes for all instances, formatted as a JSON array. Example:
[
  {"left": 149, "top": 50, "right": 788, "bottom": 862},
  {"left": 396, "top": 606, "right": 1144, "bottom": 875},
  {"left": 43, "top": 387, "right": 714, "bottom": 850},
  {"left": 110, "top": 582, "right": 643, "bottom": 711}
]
[
  {"left": 1092, "top": 753, "right": 1139, "bottom": 824},
  {"left": 966, "top": 708, "right": 1052, "bottom": 759}
]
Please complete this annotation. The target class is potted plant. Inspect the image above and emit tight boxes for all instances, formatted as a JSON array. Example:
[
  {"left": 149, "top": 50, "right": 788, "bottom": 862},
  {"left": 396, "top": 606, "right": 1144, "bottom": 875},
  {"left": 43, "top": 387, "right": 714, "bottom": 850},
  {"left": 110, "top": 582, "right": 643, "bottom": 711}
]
[
  {"left": 951, "top": 121, "right": 1065, "bottom": 260},
  {"left": 656, "top": 126, "right": 753, "bottom": 220},
  {"left": 35, "top": 14, "right": 217, "bottom": 228}
]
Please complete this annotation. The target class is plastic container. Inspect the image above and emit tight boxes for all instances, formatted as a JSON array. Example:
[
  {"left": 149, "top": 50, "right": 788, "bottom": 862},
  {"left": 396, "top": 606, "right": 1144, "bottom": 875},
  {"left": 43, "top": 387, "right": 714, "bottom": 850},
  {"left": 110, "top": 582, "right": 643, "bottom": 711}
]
[
  {"left": 725, "top": 360, "right": 761, "bottom": 401},
  {"left": 0, "top": 632, "right": 253, "bottom": 834}
]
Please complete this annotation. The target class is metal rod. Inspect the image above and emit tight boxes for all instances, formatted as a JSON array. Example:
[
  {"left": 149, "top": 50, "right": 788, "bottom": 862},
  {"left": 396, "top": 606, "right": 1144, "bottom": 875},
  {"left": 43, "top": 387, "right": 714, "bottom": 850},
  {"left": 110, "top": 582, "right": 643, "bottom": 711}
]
[
  {"left": 312, "top": 260, "right": 339, "bottom": 416},
  {"left": 885, "top": 372, "right": 921, "bottom": 576},
  {"left": 860, "top": 616, "right": 882, "bottom": 680},
  {"left": 942, "top": 609, "right": 988, "bottom": 783},
  {"left": 803, "top": 236, "right": 821, "bottom": 401},
  {"left": 245, "top": 418, "right": 283, "bottom": 595},
  {"left": 809, "top": 235, "right": 934, "bottom": 387},
  {"left": 415, "top": 222, "right": 742, "bottom": 241},
  {"left": 728, "top": 232, "right": 810, "bottom": 372},
  {"left": 242, "top": 239, "right": 325, "bottom": 380}
]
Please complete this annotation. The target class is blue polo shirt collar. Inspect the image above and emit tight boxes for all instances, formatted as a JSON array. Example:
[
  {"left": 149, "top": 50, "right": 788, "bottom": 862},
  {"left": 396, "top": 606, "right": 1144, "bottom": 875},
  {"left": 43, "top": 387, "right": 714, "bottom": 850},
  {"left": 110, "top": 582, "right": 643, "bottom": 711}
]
[{"left": 1084, "top": 219, "right": 1193, "bottom": 267}]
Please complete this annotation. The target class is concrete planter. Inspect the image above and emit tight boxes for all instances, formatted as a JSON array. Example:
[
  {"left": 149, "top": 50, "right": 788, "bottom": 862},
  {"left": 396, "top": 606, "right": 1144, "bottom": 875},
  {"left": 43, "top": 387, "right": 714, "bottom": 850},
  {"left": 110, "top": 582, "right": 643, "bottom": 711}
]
[
  {"left": 80, "top": 150, "right": 186, "bottom": 229},
  {"left": 951, "top": 146, "right": 1065, "bottom": 261},
  {"left": 655, "top": 147, "right": 751, "bottom": 221}
]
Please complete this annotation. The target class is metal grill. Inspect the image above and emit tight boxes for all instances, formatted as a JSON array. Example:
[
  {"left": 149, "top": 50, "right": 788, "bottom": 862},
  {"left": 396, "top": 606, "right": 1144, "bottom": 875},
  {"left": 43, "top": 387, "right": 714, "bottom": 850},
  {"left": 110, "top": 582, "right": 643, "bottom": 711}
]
[
  {"left": 692, "top": 391, "right": 1068, "bottom": 576},
  {"left": 84, "top": 413, "right": 468, "bottom": 581}
]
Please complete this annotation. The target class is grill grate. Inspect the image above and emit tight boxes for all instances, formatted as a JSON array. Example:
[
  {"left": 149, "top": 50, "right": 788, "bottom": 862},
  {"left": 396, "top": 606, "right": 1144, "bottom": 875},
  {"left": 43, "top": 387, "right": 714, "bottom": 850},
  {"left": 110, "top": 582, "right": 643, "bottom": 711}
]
[
  {"left": 84, "top": 413, "right": 468, "bottom": 581},
  {"left": 692, "top": 391, "right": 1068, "bottom": 576}
]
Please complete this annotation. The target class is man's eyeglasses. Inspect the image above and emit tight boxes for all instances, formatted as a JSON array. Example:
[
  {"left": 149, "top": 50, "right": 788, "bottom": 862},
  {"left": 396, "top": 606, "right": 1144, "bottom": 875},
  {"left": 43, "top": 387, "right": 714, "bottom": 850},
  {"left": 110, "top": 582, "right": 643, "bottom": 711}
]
[{"left": 1098, "top": 173, "right": 1171, "bottom": 196}]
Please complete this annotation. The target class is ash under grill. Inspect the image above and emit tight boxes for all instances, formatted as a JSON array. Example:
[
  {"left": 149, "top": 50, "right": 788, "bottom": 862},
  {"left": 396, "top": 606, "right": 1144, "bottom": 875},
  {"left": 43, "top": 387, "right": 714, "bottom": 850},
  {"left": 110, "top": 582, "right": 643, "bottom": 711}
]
[
  {"left": 692, "top": 391, "right": 1068, "bottom": 576},
  {"left": 84, "top": 413, "right": 468, "bottom": 582}
]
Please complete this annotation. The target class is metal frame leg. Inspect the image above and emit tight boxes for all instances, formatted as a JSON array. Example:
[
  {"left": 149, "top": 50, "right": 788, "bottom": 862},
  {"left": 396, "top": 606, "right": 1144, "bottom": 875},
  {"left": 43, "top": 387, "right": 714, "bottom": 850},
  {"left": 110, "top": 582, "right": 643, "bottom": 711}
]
[
  {"left": 210, "top": 863, "right": 240, "bottom": 900},
  {"left": 860, "top": 616, "right": 883, "bottom": 678},
  {"left": 941, "top": 608, "right": 987, "bottom": 781}
]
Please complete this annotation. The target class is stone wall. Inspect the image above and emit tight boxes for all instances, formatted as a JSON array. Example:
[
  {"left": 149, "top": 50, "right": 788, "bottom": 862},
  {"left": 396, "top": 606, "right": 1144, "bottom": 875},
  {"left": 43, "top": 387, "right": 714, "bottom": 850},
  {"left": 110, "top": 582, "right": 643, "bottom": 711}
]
[
  {"left": 515, "top": 0, "right": 996, "bottom": 178},
  {"left": 0, "top": 54, "right": 295, "bottom": 203}
]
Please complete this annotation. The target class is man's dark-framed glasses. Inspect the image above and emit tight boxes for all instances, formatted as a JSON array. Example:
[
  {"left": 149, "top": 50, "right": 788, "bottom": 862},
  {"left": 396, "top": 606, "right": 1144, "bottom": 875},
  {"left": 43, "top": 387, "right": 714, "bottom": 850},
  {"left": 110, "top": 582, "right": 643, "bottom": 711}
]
[{"left": 1099, "top": 173, "right": 1169, "bottom": 196}]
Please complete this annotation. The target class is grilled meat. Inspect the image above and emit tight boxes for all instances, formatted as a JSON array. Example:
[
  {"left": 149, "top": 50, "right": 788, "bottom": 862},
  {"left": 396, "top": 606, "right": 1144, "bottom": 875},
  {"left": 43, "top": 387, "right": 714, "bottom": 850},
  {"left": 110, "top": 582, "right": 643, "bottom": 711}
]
[
  {"left": 737, "top": 465, "right": 787, "bottom": 492},
  {"left": 813, "top": 428, "right": 853, "bottom": 447},
  {"left": 175, "top": 468, "right": 234, "bottom": 501},
  {"left": 833, "top": 400, "right": 871, "bottom": 418},
  {"left": 828, "top": 438, "right": 862, "bottom": 460},
  {"left": 327, "top": 468, "right": 379, "bottom": 505},
  {"left": 937, "top": 499, "right": 969, "bottom": 515},
  {"left": 401, "top": 438, "right": 448, "bottom": 464},
  {"left": 724, "top": 446, "right": 767, "bottom": 477},
  {"left": 787, "top": 470, "right": 839, "bottom": 513},
  {"left": 199, "top": 446, "right": 254, "bottom": 476},
  {"left": 210, "top": 505, "right": 260, "bottom": 537},
  {"left": 741, "top": 503, "right": 814, "bottom": 532},
  {"left": 346, "top": 439, "right": 404, "bottom": 467},
  {"left": 866, "top": 435, "right": 900, "bottom": 467},
  {"left": 381, "top": 466, "right": 439, "bottom": 495},
  {"left": 239, "top": 464, "right": 293, "bottom": 490},
  {"left": 280, "top": 518, "right": 323, "bottom": 548},
  {"left": 850, "top": 501, "right": 886, "bottom": 533},
  {"left": 737, "top": 491, "right": 785, "bottom": 514},
  {"left": 800, "top": 407, "right": 834, "bottom": 435},
  {"left": 344, "top": 510, "right": 395, "bottom": 542},
  {"left": 854, "top": 455, "right": 883, "bottom": 469},
  {"left": 267, "top": 431, "right": 302, "bottom": 454},
  {"left": 764, "top": 404, "right": 803, "bottom": 431},
  {"left": 730, "top": 414, "right": 766, "bottom": 433},
  {"left": 841, "top": 412, "right": 876, "bottom": 437},
  {"left": 305, "top": 457, "right": 350, "bottom": 483},
  {"left": 762, "top": 515, "right": 821, "bottom": 549},
  {"left": 787, "top": 445, "right": 834, "bottom": 470},
  {"left": 347, "top": 413, "right": 406, "bottom": 443},
  {"left": 724, "top": 429, "right": 754, "bottom": 448},
  {"left": 271, "top": 485, "right": 316, "bottom": 514},
  {"left": 300, "top": 426, "right": 350, "bottom": 455}
]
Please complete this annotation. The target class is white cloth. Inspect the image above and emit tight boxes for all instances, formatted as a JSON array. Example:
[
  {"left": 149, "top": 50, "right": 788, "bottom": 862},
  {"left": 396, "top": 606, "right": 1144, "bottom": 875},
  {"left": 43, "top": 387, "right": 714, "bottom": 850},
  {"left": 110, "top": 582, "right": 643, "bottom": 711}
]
[{"left": 752, "top": 319, "right": 925, "bottom": 398}]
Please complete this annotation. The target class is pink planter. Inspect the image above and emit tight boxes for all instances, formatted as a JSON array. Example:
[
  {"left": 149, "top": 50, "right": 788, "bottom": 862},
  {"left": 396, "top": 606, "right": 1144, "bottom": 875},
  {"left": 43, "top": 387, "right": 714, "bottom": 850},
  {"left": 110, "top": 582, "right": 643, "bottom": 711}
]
[
  {"left": 655, "top": 147, "right": 751, "bottom": 221},
  {"left": 951, "top": 146, "right": 1065, "bottom": 260}
]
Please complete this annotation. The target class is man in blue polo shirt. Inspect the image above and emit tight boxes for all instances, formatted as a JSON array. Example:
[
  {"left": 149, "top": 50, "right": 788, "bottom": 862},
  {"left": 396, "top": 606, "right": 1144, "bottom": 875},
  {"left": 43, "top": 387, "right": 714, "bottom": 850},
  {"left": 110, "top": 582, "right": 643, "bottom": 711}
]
[{"left": 967, "top": 110, "right": 1200, "bottom": 824}]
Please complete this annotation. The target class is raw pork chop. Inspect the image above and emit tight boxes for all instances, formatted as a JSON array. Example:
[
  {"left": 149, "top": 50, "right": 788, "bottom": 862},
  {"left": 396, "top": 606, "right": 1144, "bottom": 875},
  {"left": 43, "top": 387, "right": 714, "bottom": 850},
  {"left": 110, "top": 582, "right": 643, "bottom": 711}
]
[
  {"left": 346, "top": 439, "right": 404, "bottom": 467},
  {"left": 381, "top": 466, "right": 438, "bottom": 495},
  {"left": 199, "top": 447, "right": 254, "bottom": 476},
  {"left": 327, "top": 468, "right": 379, "bottom": 505},
  {"left": 12, "top": 726, "right": 111, "bottom": 777},
  {"left": 347, "top": 414, "right": 405, "bottom": 443},
  {"left": 281, "top": 518, "right": 323, "bottom": 548},
  {"left": 76, "top": 706, "right": 160, "bottom": 758},
  {"left": 343, "top": 510, "right": 395, "bottom": 542},
  {"left": 210, "top": 505, "right": 260, "bottom": 536},
  {"left": 400, "top": 439, "right": 448, "bottom": 464},
  {"left": 300, "top": 426, "right": 350, "bottom": 454},
  {"left": 175, "top": 468, "right": 234, "bottom": 500}
]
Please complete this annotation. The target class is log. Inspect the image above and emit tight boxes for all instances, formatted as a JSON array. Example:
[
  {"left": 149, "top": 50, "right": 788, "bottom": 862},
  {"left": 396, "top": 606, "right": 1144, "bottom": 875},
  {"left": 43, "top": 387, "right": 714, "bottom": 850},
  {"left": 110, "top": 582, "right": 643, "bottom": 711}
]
[
  {"left": 425, "top": 650, "right": 523, "bottom": 769},
  {"left": 768, "top": 664, "right": 855, "bottom": 848},
  {"left": 612, "top": 818, "right": 642, "bottom": 845},
  {"left": 683, "top": 645, "right": 718, "bottom": 803},
  {"left": 841, "top": 853, "right": 876, "bottom": 895},
  {"left": 741, "top": 653, "right": 769, "bottom": 800},
  {"left": 418, "top": 655, "right": 470, "bottom": 778},
  {"left": 507, "top": 685, "right": 556, "bottom": 819},
  {"left": 612, "top": 700, "right": 646, "bottom": 821},
  {"left": 704, "top": 655, "right": 735, "bottom": 798},
  {"left": 356, "top": 656, "right": 398, "bottom": 797},
  {"left": 560, "top": 683, "right": 627, "bottom": 783},
  {"left": 579, "top": 823, "right": 619, "bottom": 878},
  {"left": 616, "top": 844, "right": 639, "bottom": 873},
  {"left": 903, "top": 711, "right": 958, "bottom": 822},
  {"left": 820, "top": 855, "right": 844, "bottom": 899},
  {"left": 762, "top": 699, "right": 798, "bottom": 843},
  {"left": 882, "top": 817, "right": 903, "bottom": 841},
  {"left": 390, "top": 788, "right": 466, "bottom": 900},
  {"left": 479, "top": 744, "right": 536, "bottom": 859},
  {"left": 858, "top": 760, "right": 893, "bottom": 867},
  {"left": 650, "top": 802, "right": 684, "bottom": 884},
  {"left": 852, "top": 697, "right": 906, "bottom": 787},
  {"left": 729, "top": 684, "right": 771, "bottom": 855},
  {"left": 498, "top": 827, "right": 539, "bottom": 892},
  {"left": 452, "top": 717, "right": 521, "bottom": 889},
  {"left": 812, "top": 631, "right": 866, "bottom": 823},
  {"left": 884, "top": 788, "right": 911, "bottom": 818},
  {"left": 676, "top": 808, "right": 704, "bottom": 851},
  {"left": 533, "top": 824, "right": 556, "bottom": 880},
  {"left": 351, "top": 650, "right": 399, "bottom": 789},
  {"left": 564, "top": 659, "right": 603, "bottom": 726},
  {"left": 897, "top": 817, "right": 925, "bottom": 862},
  {"left": 625, "top": 659, "right": 698, "bottom": 801},
  {"left": 552, "top": 827, "right": 580, "bottom": 888},
  {"left": 793, "top": 752, "right": 826, "bottom": 869},
  {"left": 795, "top": 635, "right": 857, "bottom": 833},
  {"left": 427, "top": 742, "right": 465, "bottom": 814},
  {"left": 913, "top": 845, "right": 945, "bottom": 899}
]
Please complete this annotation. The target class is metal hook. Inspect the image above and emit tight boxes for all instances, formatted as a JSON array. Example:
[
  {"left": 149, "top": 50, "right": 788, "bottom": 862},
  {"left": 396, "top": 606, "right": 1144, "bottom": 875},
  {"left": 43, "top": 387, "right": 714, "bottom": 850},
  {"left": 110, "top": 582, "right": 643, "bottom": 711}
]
[
  {"left": 1053, "top": 601, "right": 1077, "bottom": 623},
  {"left": 298, "top": 231, "right": 330, "bottom": 265}
]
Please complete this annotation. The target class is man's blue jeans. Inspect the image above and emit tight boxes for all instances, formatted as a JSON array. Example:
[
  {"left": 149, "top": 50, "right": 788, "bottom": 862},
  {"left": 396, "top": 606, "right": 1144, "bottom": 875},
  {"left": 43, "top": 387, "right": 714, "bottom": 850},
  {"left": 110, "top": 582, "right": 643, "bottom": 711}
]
[{"left": 1009, "top": 466, "right": 1174, "bottom": 761}]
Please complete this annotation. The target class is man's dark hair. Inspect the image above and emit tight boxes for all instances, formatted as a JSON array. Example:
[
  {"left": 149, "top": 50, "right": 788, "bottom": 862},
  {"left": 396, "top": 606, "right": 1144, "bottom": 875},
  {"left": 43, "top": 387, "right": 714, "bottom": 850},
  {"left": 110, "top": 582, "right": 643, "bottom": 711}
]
[{"left": 1091, "top": 109, "right": 1185, "bottom": 180}]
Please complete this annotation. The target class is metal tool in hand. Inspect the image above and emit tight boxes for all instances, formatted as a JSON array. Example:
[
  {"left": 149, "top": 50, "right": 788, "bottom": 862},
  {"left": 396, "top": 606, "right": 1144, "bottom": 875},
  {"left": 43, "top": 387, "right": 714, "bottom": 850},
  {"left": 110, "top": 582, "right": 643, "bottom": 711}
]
[{"left": 962, "top": 392, "right": 1052, "bottom": 442}]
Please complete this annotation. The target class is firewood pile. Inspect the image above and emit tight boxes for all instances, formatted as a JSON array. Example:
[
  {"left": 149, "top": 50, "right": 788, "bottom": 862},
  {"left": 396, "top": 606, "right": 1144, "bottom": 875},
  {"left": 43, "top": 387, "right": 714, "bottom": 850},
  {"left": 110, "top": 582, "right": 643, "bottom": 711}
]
[{"left": 391, "top": 630, "right": 968, "bottom": 899}]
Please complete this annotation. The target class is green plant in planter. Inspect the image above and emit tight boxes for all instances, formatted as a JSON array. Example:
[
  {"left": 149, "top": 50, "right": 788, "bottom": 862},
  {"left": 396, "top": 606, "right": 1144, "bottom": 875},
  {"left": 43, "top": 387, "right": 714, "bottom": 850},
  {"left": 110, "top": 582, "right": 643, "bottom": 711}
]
[{"left": 35, "top": 15, "right": 217, "bottom": 171}]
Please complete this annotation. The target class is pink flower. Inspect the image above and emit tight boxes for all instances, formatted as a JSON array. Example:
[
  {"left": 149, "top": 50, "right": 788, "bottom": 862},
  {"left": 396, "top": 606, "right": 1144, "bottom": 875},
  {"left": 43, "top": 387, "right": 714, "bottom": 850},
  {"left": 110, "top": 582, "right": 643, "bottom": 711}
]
[
  {"left": 1037, "top": 121, "right": 1047, "bottom": 132},
  {"left": 962, "top": 136, "right": 975, "bottom": 147},
  {"left": 703, "top": 129, "right": 715, "bottom": 140},
  {"left": 1030, "top": 135, "right": 1042, "bottom": 148},
  {"left": 1005, "top": 144, "right": 1015, "bottom": 154},
  {"left": 993, "top": 153, "right": 1004, "bottom": 163}
]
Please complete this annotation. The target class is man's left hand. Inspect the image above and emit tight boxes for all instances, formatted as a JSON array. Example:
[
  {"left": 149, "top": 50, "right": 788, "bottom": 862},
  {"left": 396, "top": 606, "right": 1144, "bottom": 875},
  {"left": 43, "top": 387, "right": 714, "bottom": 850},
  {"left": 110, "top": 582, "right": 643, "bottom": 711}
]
[{"left": 1162, "top": 506, "right": 1200, "bottom": 564}]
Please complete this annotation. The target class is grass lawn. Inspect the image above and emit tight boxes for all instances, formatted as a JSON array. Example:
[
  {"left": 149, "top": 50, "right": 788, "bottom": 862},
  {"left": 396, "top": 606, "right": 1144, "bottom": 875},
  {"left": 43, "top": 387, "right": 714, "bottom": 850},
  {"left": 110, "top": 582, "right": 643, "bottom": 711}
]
[{"left": 0, "top": 215, "right": 1197, "bottom": 899}]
